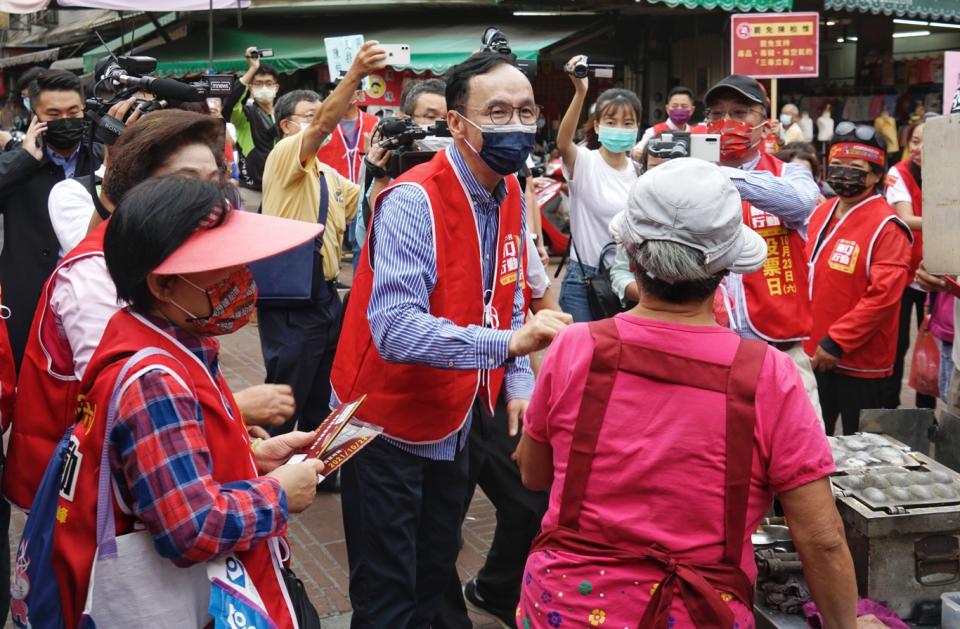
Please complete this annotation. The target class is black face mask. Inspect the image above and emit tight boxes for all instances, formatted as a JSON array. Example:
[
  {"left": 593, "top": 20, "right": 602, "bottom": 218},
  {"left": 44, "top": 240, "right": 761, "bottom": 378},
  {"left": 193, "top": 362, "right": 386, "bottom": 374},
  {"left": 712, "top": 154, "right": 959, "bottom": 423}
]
[
  {"left": 44, "top": 117, "right": 84, "bottom": 150},
  {"left": 826, "top": 164, "right": 871, "bottom": 198}
]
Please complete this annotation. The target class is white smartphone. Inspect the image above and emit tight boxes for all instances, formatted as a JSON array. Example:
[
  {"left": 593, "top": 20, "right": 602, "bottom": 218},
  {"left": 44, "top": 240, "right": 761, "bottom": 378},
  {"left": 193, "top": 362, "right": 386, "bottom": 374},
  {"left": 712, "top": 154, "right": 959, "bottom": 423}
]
[
  {"left": 691, "top": 134, "right": 721, "bottom": 163},
  {"left": 380, "top": 44, "right": 411, "bottom": 66}
]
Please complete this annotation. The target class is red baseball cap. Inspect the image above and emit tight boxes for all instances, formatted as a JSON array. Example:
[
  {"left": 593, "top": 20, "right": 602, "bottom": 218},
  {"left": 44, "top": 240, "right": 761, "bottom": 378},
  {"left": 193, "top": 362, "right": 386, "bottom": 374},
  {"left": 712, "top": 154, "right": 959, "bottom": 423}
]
[{"left": 153, "top": 208, "right": 323, "bottom": 275}]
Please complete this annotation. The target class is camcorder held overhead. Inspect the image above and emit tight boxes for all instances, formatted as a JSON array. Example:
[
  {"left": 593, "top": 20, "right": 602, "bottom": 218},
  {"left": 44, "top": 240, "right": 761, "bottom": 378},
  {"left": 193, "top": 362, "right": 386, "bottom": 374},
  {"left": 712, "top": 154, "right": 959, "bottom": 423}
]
[
  {"left": 565, "top": 55, "right": 615, "bottom": 80},
  {"left": 248, "top": 48, "right": 274, "bottom": 59}
]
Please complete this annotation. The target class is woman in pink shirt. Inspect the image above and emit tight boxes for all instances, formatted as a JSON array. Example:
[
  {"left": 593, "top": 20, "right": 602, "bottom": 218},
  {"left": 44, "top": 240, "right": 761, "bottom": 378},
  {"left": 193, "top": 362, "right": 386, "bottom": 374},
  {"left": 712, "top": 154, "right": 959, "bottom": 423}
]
[{"left": 516, "top": 158, "right": 858, "bottom": 629}]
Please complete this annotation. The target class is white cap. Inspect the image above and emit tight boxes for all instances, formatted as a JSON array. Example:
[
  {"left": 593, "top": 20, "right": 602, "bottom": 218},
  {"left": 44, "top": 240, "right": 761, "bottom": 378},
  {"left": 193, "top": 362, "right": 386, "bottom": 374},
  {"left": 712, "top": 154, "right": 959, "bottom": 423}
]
[{"left": 609, "top": 158, "right": 767, "bottom": 277}]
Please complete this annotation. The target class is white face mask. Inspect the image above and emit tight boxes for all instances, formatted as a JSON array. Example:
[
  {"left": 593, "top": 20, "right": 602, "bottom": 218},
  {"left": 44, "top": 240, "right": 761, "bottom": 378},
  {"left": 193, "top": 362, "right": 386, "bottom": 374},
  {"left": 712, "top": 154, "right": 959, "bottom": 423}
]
[{"left": 251, "top": 86, "right": 277, "bottom": 104}]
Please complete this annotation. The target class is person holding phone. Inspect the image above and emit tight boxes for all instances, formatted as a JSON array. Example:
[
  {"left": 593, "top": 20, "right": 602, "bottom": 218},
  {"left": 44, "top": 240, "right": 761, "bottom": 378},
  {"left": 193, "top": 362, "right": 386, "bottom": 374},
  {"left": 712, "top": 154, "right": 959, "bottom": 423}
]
[{"left": 556, "top": 54, "right": 642, "bottom": 323}]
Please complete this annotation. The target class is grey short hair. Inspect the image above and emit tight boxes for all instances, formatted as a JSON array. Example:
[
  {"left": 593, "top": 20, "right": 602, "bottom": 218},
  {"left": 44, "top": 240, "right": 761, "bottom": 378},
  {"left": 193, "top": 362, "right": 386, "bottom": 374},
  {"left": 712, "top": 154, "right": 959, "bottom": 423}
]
[
  {"left": 401, "top": 78, "right": 446, "bottom": 117},
  {"left": 630, "top": 241, "right": 724, "bottom": 304},
  {"left": 629, "top": 240, "right": 712, "bottom": 283},
  {"left": 275, "top": 89, "right": 321, "bottom": 123}
]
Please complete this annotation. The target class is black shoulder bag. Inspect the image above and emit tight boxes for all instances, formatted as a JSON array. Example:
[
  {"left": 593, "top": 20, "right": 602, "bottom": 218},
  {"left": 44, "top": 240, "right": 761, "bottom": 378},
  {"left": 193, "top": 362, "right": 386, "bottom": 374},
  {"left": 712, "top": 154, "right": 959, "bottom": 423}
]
[
  {"left": 249, "top": 173, "right": 330, "bottom": 308},
  {"left": 569, "top": 233, "right": 626, "bottom": 321}
]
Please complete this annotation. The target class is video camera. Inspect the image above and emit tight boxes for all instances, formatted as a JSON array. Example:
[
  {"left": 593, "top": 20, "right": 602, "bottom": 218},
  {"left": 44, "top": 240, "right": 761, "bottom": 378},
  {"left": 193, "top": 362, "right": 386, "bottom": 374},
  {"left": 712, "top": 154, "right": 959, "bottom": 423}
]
[
  {"left": 376, "top": 117, "right": 451, "bottom": 178},
  {"left": 480, "top": 26, "right": 536, "bottom": 79},
  {"left": 87, "top": 54, "right": 235, "bottom": 144}
]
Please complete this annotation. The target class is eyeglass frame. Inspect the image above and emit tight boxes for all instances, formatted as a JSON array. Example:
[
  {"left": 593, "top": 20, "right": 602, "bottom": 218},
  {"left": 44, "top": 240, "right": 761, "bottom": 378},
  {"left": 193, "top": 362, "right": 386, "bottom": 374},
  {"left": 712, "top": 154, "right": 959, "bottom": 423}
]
[
  {"left": 704, "top": 105, "right": 766, "bottom": 123},
  {"left": 457, "top": 103, "right": 542, "bottom": 126}
]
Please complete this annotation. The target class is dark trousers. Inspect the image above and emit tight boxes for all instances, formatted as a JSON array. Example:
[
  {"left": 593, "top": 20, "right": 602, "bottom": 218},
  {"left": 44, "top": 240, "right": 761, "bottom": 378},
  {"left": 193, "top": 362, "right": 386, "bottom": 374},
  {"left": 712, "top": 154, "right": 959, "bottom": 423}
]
[
  {"left": 884, "top": 285, "right": 937, "bottom": 410},
  {"left": 817, "top": 371, "right": 885, "bottom": 436},
  {"left": 341, "top": 420, "right": 471, "bottom": 629},
  {"left": 257, "top": 288, "right": 342, "bottom": 435},
  {"left": 434, "top": 396, "right": 549, "bottom": 628}
]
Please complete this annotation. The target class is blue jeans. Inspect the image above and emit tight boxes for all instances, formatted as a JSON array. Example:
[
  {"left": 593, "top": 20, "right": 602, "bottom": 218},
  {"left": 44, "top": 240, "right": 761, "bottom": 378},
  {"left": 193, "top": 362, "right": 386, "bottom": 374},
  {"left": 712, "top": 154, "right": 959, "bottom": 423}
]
[
  {"left": 559, "top": 262, "right": 597, "bottom": 323},
  {"left": 939, "top": 340, "right": 955, "bottom": 402}
]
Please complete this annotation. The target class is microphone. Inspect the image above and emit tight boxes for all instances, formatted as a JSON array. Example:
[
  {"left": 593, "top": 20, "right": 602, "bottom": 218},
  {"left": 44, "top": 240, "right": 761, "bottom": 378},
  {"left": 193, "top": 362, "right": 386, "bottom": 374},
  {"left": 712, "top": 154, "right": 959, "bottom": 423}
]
[{"left": 117, "top": 74, "right": 204, "bottom": 102}]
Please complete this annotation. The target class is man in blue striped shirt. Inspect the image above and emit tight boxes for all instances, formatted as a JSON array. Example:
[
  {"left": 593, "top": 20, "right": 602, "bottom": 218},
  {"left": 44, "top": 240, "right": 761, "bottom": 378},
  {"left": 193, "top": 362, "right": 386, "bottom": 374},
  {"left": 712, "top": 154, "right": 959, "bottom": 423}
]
[{"left": 334, "top": 52, "right": 571, "bottom": 628}]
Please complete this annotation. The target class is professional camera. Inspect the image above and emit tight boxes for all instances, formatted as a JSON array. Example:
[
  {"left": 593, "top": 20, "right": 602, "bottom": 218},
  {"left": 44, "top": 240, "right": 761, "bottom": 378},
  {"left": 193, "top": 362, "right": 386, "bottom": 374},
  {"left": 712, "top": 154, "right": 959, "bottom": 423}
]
[
  {"left": 88, "top": 55, "right": 232, "bottom": 144},
  {"left": 481, "top": 27, "right": 512, "bottom": 56},
  {"left": 376, "top": 116, "right": 452, "bottom": 178},
  {"left": 479, "top": 26, "right": 536, "bottom": 79}
]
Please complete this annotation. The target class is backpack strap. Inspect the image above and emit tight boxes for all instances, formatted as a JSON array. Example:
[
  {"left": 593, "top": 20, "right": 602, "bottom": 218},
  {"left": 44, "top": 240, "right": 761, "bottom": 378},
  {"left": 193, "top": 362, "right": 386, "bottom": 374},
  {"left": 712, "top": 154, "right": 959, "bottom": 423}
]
[{"left": 95, "top": 348, "right": 194, "bottom": 559}]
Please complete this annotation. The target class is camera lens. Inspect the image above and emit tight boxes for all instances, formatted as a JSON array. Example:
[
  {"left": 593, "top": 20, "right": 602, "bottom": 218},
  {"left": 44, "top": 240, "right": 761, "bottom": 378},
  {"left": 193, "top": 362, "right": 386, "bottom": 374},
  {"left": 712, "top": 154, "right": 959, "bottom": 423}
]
[
  {"left": 250, "top": 50, "right": 259, "bottom": 59},
  {"left": 573, "top": 65, "right": 588, "bottom": 79}
]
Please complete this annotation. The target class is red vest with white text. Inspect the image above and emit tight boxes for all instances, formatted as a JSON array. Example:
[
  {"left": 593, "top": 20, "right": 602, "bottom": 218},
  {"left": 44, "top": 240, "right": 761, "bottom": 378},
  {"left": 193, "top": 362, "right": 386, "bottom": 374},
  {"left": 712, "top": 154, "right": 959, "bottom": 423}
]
[
  {"left": 331, "top": 149, "right": 523, "bottom": 443},
  {"left": 804, "top": 195, "right": 912, "bottom": 377},
  {"left": 4, "top": 223, "right": 108, "bottom": 511},
  {"left": 52, "top": 310, "right": 296, "bottom": 628},
  {"left": 892, "top": 159, "right": 923, "bottom": 274},
  {"left": 316, "top": 110, "right": 379, "bottom": 183},
  {"left": 739, "top": 153, "right": 812, "bottom": 342}
]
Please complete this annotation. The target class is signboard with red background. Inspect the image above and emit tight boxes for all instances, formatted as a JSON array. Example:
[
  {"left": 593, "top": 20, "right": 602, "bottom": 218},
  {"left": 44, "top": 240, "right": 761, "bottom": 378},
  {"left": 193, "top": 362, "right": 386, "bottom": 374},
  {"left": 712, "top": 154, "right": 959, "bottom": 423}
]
[
  {"left": 362, "top": 67, "right": 442, "bottom": 108},
  {"left": 730, "top": 12, "right": 819, "bottom": 79}
]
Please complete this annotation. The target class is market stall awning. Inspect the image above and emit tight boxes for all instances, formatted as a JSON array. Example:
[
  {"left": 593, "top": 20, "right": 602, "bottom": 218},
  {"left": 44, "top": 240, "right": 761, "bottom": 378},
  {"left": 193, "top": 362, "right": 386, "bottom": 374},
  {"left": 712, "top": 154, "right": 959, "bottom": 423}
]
[
  {"left": 645, "top": 0, "right": 793, "bottom": 11},
  {"left": 0, "top": 47, "right": 59, "bottom": 70},
  {"left": 825, "top": 0, "right": 960, "bottom": 21},
  {"left": 82, "top": 12, "right": 179, "bottom": 73},
  {"left": 150, "top": 23, "right": 580, "bottom": 75}
]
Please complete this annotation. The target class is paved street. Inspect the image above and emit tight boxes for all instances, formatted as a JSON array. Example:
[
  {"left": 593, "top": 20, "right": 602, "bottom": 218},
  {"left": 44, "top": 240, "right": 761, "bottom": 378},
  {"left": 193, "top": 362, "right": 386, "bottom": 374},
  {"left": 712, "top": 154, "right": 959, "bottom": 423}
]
[{"left": 4, "top": 307, "right": 511, "bottom": 629}]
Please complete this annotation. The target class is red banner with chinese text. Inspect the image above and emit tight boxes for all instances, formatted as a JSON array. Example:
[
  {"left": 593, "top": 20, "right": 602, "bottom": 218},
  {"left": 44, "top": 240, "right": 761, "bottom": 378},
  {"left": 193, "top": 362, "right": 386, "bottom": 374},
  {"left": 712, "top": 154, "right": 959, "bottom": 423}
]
[{"left": 730, "top": 12, "right": 819, "bottom": 79}]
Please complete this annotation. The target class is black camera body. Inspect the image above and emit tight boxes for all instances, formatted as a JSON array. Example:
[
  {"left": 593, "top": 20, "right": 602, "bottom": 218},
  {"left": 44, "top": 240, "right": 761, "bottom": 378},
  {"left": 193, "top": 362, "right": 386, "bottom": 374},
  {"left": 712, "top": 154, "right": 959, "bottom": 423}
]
[
  {"left": 378, "top": 117, "right": 450, "bottom": 151},
  {"left": 377, "top": 117, "right": 452, "bottom": 178}
]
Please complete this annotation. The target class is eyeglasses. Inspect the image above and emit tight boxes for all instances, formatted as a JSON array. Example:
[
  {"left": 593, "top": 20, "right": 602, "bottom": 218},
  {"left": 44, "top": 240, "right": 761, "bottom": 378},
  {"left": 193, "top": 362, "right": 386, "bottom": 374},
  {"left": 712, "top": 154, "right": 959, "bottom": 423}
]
[
  {"left": 461, "top": 104, "right": 541, "bottom": 126},
  {"left": 704, "top": 106, "right": 764, "bottom": 122},
  {"left": 251, "top": 80, "right": 278, "bottom": 89},
  {"left": 834, "top": 121, "right": 877, "bottom": 142}
]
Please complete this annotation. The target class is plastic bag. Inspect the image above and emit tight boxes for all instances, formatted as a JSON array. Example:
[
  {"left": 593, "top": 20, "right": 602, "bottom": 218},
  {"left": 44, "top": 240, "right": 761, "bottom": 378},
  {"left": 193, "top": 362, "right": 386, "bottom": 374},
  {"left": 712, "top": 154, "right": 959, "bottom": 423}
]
[{"left": 909, "top": 316, "right": 940, "bottom": 398}]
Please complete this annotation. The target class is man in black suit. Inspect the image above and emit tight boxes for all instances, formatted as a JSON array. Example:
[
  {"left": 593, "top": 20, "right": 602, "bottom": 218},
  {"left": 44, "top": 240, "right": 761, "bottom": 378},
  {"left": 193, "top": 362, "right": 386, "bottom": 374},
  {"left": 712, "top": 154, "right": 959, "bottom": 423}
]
[{"left": 0, "top": 69, "right": 102, "bottom": 370}]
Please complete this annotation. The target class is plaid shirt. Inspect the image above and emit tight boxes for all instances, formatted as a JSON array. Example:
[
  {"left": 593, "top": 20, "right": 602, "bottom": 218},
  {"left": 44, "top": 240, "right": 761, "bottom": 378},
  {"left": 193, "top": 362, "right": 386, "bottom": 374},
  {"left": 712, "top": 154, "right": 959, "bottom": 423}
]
[{"left": 108, "top": 315, "right": 287, "bottom": 566}]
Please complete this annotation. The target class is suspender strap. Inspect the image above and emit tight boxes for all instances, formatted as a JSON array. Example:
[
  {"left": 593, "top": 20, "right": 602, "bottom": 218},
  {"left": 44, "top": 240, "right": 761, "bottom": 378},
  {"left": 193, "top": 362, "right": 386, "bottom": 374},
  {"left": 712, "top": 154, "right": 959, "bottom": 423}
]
[
  {"left": 556, "top": 318, "right": 619, "bottom": 529},
  {"left": 723, "top": 338, "right": 767, "bottom": 564}
]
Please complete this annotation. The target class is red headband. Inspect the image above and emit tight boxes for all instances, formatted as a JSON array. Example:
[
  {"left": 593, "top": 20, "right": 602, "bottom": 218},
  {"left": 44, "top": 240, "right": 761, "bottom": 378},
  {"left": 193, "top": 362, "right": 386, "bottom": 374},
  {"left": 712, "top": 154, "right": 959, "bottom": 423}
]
[{"left": 829, "top": 142, "right": 885, "bottom": 167}]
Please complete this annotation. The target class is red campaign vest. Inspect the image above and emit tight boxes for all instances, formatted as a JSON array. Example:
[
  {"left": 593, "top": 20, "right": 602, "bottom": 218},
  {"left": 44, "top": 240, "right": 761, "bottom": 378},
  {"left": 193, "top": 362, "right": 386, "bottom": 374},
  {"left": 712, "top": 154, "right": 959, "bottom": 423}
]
[
  {"left": 531, "top": 319, "right": 767, "bottom": 628},
  {"left": 0, "top": 290, "right": 14, "bottom": 432},
  {"left": 316, "top": 110, "right": 379, "bottom": 183},
  {"left": 740, "top": 153, "right": 812, "bottom": 342},
  {"left": 804, "top": 195, "right": 912, "bottom": 377},
  {"left": 892, "top": 160, "right": 923, "bottom": 274},
  {"left": 4, "top": 223, "right": 108, "bottom": 511},
  {"left": 331, "top": 149, "right": 524, "bottom": 443},
  {"left": 52, "top": 310, "right": 296, "bottom": 628},
  {"left": 649, "top": 121, "right": 707, "bottom": 137}
]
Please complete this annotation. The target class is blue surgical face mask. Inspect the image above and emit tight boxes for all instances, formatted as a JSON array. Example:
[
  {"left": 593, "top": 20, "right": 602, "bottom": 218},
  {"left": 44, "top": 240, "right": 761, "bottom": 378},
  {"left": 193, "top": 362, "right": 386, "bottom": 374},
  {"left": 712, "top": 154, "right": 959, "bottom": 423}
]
[
  {"left": 22, "top": 96, "right": 29, "bottom": 112},
  {"left": 458, "top": 112, "right": 536, "bottom": 176},
  {"left": 779, "top": 114, "right": 793, "bottom": 127},
  {"left": 598, "top": 125, "right": 638, "bottom": 154}
]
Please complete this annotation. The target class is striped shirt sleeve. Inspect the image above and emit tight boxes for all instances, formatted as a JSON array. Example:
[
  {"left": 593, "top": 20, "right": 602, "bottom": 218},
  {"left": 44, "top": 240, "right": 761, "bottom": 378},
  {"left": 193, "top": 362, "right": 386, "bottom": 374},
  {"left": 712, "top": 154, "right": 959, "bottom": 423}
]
[{"left": 723, "top": 161, "right": 819, "bottom": 231}]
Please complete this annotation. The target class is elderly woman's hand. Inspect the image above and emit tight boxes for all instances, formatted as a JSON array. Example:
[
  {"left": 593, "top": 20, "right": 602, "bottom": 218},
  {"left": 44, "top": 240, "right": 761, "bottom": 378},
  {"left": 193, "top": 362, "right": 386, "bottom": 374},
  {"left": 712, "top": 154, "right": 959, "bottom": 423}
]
[
  {"left": 254, "top": 430, "right": 316, "bottom": 473},
  {"left": 267, "top": 460, "right": 325, "bottom": 513}
]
